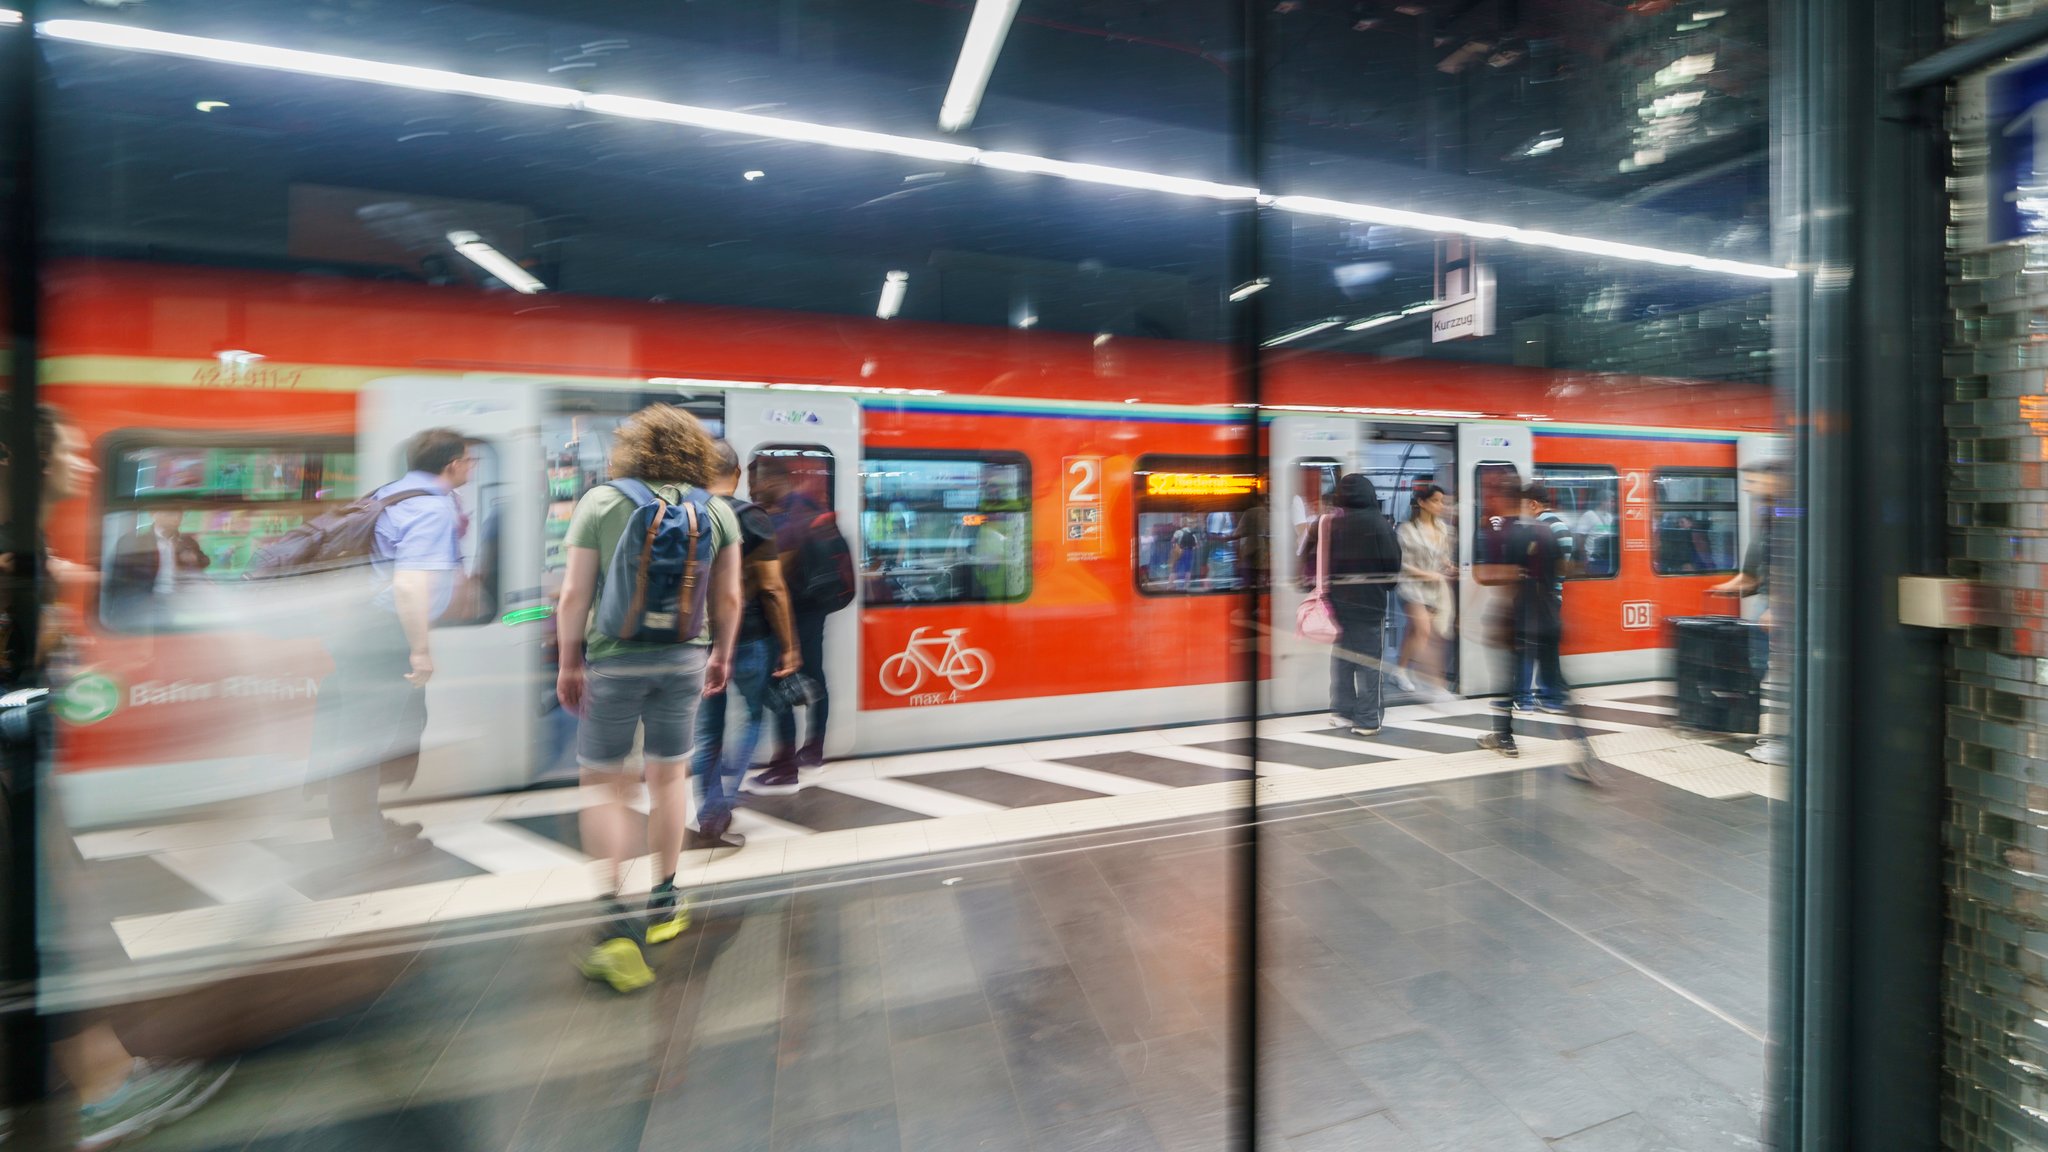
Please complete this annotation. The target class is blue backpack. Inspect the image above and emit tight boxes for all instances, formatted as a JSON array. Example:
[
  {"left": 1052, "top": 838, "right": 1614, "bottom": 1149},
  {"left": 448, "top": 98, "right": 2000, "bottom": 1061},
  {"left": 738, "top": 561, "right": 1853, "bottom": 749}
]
[{"left": 594, "top": 479, "right": 716, "bottom": 644}]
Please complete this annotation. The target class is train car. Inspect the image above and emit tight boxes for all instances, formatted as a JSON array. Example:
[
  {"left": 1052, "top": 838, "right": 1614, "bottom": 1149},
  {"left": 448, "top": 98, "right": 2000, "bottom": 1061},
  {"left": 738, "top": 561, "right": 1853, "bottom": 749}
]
[{"left": 37, "top": 260, "right": 1775, "bottom": 826}]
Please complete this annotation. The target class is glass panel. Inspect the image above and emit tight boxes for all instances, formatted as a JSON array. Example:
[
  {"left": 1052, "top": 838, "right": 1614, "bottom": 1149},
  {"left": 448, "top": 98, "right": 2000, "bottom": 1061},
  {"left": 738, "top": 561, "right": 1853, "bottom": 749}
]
[
  {"left": 860, "top": 453, "right": 1030, "bottom": 604},
  {"left": 752, "top": 444, "right": 834, "bottom": 512}
]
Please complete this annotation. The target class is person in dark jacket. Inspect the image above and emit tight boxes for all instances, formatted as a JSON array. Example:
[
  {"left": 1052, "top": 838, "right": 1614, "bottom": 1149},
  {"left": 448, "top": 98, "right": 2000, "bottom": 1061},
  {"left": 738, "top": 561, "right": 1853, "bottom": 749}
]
[{"left": 1325, "top": 473, "right": 1403, "bottom": 734}]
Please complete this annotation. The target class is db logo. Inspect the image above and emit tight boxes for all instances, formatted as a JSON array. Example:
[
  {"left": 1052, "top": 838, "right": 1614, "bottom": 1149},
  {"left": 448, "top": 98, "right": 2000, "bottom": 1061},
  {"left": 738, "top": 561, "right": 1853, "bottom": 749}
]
[{"left": 1622, "top": 602, "right": 1656, "bottom": 630}]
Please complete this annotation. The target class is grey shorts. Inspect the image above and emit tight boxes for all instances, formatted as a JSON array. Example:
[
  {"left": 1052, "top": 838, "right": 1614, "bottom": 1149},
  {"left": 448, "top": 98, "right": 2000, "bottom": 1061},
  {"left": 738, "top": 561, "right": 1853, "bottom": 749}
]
[{"left": 577, "top": 648, "right": 709, "bottom": 769}]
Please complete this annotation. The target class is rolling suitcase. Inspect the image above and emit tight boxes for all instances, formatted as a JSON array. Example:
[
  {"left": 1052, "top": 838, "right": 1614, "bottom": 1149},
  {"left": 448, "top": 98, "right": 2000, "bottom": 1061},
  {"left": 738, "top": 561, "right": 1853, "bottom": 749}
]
[{"left": 1669, "top": 613, "right": 1762, "bottom": 733}]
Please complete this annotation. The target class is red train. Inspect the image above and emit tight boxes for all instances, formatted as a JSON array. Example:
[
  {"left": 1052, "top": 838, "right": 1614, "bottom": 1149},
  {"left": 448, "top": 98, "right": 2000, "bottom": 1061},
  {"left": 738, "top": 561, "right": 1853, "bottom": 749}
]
[{"left": 36, "top": 260, "right": 1774, "bottom": 824}]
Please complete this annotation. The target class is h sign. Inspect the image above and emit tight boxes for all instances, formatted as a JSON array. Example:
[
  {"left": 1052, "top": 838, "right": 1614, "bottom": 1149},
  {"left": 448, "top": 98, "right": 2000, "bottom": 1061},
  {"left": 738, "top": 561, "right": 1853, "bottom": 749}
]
[{"left": 1622, "top": 602, "right": 1656, "bottom": 630}]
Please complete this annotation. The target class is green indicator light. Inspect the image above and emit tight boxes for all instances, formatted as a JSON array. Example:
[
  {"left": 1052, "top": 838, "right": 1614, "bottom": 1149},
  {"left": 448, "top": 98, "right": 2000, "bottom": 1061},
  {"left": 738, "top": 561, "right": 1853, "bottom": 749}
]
[{"left": 502, "top": 606, "right": 554, "bottom": 626}]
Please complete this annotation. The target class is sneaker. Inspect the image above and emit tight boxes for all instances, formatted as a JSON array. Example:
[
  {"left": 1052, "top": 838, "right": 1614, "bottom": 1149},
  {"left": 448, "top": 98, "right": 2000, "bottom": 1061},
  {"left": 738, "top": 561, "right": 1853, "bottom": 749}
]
[
  {"left": 645, "top": 884, "right": 691, "bottom": 945},
  {"left": 697, "top": 810, "right": 746, "bottom": 850},
  {"left": 579, "top": 937, "right": 655, "bottom": 993},
  {"left": 1537, "top": 701, "right": 1571, "bottom": 715},
  {"left": 1349, "top": 726, "right": 1381, "bottom": 737},
  {"left": 1748, "top": 740, "right": 1789, "bottom": 766},
  {"left": 742, "top": 772, "right": 802, "bottom": 796},
  {"left": 77, "top": 1059, "right": 236, "bottom": 1151},
  {"left": 1511, "top": 700, "right": 1538, "bottom": 714},
  {"left": 1391, "top": 670, "right": 1416, "bottom": 692},
  {"left": 1477, "top": 732, "right": 1519, "bottom": 758},
  {"left": 1563, "top": 757, "right": 1600, "bottom": 783}
]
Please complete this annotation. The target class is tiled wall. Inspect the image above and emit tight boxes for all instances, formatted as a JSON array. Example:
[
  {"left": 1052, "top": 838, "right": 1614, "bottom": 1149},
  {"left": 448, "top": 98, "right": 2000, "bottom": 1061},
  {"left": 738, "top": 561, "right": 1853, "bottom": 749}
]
[{"left": 1944, "top": 82, "right": 2048, "bottom": 1144}]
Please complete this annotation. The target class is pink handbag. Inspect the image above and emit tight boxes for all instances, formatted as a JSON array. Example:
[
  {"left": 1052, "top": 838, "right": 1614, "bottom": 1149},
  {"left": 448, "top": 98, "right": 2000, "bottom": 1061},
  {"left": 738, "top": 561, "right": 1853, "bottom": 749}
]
[{"left": 1295, "top": 514, "right": 1341, "bottom": 644}]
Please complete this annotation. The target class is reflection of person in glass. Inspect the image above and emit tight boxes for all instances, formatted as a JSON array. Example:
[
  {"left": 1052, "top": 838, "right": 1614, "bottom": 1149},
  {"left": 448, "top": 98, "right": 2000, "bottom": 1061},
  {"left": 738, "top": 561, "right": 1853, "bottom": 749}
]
[{"left": 106, "top": 507, "right": 211, "bottom": 630}]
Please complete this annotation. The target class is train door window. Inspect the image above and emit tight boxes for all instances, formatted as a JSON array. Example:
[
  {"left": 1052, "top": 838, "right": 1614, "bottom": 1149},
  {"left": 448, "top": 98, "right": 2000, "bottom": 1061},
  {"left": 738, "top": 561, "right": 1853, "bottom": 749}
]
[
  {"left": 539, "top": 390, "right": 723, "bottom": 592},
  {"left": 97, "top": 435, "right": 357, "bottom": 632},
  {"left": 1651, "top": 468, "right": 1740, "bottom": 574},
  {"left": 1290, "top": 458, "right": 1340, "bottom": 582},
  {"left": 1471, "top": 460, "right": 1528, "bottom": 565},
  {"left": 1135, "top": 454, "right": 1264, "bottom": 595},
  {"left": 750, "top": 444, "right": 836, "bottom": 513},
  {"left": 860, "top": 452, "right": 1030, "bottom": 605},
  {"left": 1536, "top": 465, "right": 1620, "bottom": 579}
]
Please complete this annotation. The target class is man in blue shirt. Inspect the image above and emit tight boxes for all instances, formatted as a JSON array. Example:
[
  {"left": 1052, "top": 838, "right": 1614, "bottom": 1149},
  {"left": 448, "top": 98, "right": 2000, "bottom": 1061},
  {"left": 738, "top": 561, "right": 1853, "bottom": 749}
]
[{"left": 311, "top": 427, "right": 474, "bottom": 851}]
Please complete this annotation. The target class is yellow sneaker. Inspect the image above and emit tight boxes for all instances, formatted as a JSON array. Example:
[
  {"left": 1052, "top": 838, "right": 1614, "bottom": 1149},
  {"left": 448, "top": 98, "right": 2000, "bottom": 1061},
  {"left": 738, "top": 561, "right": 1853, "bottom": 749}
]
[
  {"left": 578, "top": 937, "right": 655, "bottom": 993},
  {"left": 645, "top": 897, "right": 691, "bottom": 945}
]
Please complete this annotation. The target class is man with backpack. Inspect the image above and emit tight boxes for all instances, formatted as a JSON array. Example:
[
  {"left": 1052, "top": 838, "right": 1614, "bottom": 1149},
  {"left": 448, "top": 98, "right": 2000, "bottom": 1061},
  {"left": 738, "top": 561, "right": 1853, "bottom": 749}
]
[
  {"left": 1516, "top": 485, "right": 1579, "bottom": 714},
  {"left": 555, "top": 405, "right": 740, "bottom": 993},
  {"left": 306, "top": 426, "right": 474, "bottom": 852},
  {"left": 690, "top": 441, "right": 800, "bottom": 848},
  {"left": 745, "top": 454, "right": 852, "bottom": 794}
]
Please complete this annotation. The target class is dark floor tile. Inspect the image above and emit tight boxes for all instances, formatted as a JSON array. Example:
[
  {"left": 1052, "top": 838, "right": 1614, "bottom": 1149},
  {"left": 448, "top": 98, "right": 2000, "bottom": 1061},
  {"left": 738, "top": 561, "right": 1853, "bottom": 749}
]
[
  {"left": 741, "top": 788, "right": 926, "bottom": 833},
  {"left": 1448, "top": 844, "right": 1632, "bottom": 932},
  {"left": 641, "top": 1033, "right": 779, "bottom": 1152},
  {"left": 1001, "top": 1018, "right": 1141, "bottom": 1133},
  {"left": 1374, "top": 804, "right": 1503, "bottom": 854},
  {"left": 786, "top": 890, "right": 882, "bottom": 974},
  {"left": 1034, "top": 1106, "right": 1167, "bottom": 1152},
  {"left": 1258, "top": 956, "right": 1419, "bottom": 1054},
  {"left": 1570, "top": 1032, "right": 1766, "bottom": 1151},
  {"left": 1052, "top": 914, "right": 1209, "bottom": 1045},
  {"left": 1317, "top": 726, "right": 1477, "bottom": 754},
  {"left": 1305, "top": 846, "right": 1465, "bottom": 933},
  {"left": 1019, "top": 852, "right": 1128, "bottom": 928},
  {"left": 1548, "top": 1111, "right": 1691, "bottom": 1151},
  {"left": 892, "top": 1022, "right": 1034, "bottom": 1152},
  {"left": 1615, "top": 694, "right": 1678, "bottom": 708},
  {"left": 1285, "top": 1110, "right": 1423, "bottom": 1152},
  {"left": 1266, "top": 879, "right": 1440, "bottom": 986},
  {"left": 1339, "top": 1030, "right": 1549, "bottom": 1151},
  {"left": 1195, "top": 737, "right": 1390, "bottom": 770},
  {"left": 956, "top": 876, "right": 1068, "bottom": 979},
  {"left": 77, "top": 854, "right": 219, "bottom": 921},
  {"left": 1260, "top": 994, "right": 1384, "bottom": 1138},
  {"left": 1330, "top": 818, "right": 1478, "bottom": 891},
  {"left": 1572, "top": 970, "right": 1765, "bottom": 1103},
  {"left": 507, "top": 1101, "right": 651, "bottom": 1152},
  {"left": 505, "top": 811, "right": 637, "bottom": 857},
  {"left": 910, "top": 766, "right": 1108, "bottom": 807},
  {"left": 771, "top": 963, "right": 895, "bottom": 1129},
  {"left": 1055, "top": 751, "right": 1251, "bottom": 786},
  {"left": 876, "top": 890, "right": 992, "bottom": 1042},
  {"left": 770, "top": 1104, "right": 901, "bottom": 1152},
  {"left": 287, "top": 844, "right": 488, "bottom": 902}
]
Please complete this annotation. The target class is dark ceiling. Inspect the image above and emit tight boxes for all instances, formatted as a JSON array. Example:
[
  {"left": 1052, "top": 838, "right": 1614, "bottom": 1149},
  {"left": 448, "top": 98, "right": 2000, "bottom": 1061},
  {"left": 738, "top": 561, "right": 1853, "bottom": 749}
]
[{"left": 34, "top": 0, "right": 1775, "bottom": 376}]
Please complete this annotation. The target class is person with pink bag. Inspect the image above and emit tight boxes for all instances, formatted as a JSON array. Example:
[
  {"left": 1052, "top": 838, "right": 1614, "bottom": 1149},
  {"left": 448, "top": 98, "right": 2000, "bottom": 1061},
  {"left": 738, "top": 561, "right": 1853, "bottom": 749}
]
[{"left": 1300, "top": 473, "right": 1402, "bottom": 735}]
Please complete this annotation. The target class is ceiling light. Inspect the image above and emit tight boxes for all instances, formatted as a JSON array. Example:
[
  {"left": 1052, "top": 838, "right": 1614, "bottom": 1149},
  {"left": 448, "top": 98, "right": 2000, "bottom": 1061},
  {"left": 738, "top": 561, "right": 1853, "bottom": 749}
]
[
  {"left": 1228, "top": 278, "right": 1271, "bottom": 302},
  {"left": 194, "top": 99, "right": 228, "bottom": 112},
  {"left": 743, "top": 169, "right": 765, "bottom": 181},
  {"left": 876, "top": 270, "right": 908, "bottom": 319},
  {"left": 1263, "top": 318, "right": 1342, "bottom": 347},
  {"left": 938, "top": 0, "right": 1021, "bottom": 133},
  {"left": 973, "top": 151, "right": 1259, "bottom": 200},
  {"left": 1093, "top": 333, "right": 1113, "bottom": 347},
  {"left": 0, "top": 10, "right": 22, "bottom": 24},
  {"left": 1345, "top": 314, "right": 1401, "bottom": 332},
  {"left": 33, "top": 17, "right": 1796, "bottom": 282},
  {"left": 446, "top": 230, "right": 545, "bottom": 293}
]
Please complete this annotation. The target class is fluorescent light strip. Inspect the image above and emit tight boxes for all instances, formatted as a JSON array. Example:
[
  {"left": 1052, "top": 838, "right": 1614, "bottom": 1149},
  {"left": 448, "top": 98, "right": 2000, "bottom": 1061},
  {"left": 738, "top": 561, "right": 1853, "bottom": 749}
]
[
  {"left": 938, "top": 0, "right": 1022, "bottom": 133},
  {"left": 35, "top": 17, "right": 1798, "bottom": 282},
  {"left": 1263, "top": 318, "right": 1342, "bottom": 347},
  {"left": 446, "top": 230, "right": 545, "bottom": 293}
]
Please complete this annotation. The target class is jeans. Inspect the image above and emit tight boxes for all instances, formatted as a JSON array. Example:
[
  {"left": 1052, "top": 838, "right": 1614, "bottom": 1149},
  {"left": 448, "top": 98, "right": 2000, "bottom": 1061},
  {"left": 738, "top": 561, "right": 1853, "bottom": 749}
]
[
  {"left": 769, "top": 610, "right": 829, "bottom": 771},
  {"left": 1330, "top": 611, "right": 1386, "bottom": 730},
  {"left": 693, "top": 635, "right": 774, "bottom": 820},
  {"left": 1492, "top": 627, "right": 1592, "bottom": 756},
  {"left": 1514, "top": 631, "right": 1569, "bottom": 708}
]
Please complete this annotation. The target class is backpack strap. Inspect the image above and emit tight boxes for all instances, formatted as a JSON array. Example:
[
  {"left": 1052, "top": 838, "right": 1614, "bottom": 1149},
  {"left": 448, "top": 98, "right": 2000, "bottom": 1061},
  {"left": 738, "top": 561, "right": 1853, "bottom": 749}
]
[
  {"left": 678, "top": 499, "right": 701, "bottom": 641},
  {"left": 606, "top": 477, "right": 658, "bottom": 507},
  {"left": 620, "top": 484, "right": 668, "bottom": 641}
]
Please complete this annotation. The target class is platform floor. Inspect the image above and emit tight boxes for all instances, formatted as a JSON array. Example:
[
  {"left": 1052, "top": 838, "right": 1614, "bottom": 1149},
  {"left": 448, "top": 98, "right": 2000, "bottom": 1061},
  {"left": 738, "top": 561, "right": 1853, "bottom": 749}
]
[{"left": 75, "top": 684, "right": 1774, "bottom": 1152}]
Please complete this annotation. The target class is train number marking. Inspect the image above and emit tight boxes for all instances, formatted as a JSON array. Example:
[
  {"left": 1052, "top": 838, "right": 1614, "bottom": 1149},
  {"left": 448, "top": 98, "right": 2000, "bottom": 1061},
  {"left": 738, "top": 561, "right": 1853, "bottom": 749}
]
[
  {"left": 1622, "top": 601, "right": 1656, "bottom": 630},
  {"left": 880, "top": 627, "right": 993, "bottom": 699},
  {"left": 1064, "top": 456, "right": 1104, "bottom": 558},
  {"left": 1623, "top": 471, "right": 1647, "bottom": 504}
]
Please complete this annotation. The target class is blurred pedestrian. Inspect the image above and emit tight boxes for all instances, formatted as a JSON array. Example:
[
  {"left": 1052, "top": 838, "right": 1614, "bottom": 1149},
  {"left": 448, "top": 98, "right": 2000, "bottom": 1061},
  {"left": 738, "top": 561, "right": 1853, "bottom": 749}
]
[
  {"left": 555, "top": 405, "right": 739, "bottom": 993},
  {"left": 1515, "top": 484, "right": 1576, "bottom": 714},
  {"left": 691, "top": 441, "right": 799, "bottom": 849},
  {"left": 1476, "top": 480, "right": 1602, "bottom": 780},
  {"left": 1710, "top": 458, "right": 1786, "bottom": 766},
  {"left": 1394, "top": 483, "right": 1455, "bottom": 699},
  {"left": 1325, "top": 474, "right": 1402, "bottom": 735}
]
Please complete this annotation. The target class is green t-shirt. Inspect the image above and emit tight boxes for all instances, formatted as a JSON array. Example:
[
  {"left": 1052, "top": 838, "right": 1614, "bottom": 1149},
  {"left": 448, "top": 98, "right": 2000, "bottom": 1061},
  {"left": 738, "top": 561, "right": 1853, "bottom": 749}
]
[{"left": 566, "top": 481, "right": 738, "bottom": 662}]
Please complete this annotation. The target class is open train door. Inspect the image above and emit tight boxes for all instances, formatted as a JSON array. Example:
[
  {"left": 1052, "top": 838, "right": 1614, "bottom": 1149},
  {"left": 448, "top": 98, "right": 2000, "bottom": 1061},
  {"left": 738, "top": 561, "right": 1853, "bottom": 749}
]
[
  {"left": 1457, "top": 421, "right": 1535, "bottom": 696},
  {"left": 726, "top": 389, "right": 861, "bottom": 760},
  {"left": 1267, "top": 413, "right": 1363, "bottom": 715},
  {"left": 360, "top": 375, "right": 546, "bottom": 798}
]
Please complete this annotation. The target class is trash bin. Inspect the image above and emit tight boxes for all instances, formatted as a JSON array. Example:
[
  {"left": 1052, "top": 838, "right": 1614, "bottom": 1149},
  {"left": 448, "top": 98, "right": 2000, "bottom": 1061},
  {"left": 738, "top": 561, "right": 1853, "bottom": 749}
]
[{"left": 1668, "top": 615, "right": 1762, "bottom": 734}]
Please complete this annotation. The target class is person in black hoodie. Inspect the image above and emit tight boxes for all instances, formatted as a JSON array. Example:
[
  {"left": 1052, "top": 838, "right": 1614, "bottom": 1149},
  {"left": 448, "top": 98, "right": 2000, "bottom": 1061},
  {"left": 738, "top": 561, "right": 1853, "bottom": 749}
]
[{"left": 1324, "top": 473, "right": 1403, "bottom": 734}]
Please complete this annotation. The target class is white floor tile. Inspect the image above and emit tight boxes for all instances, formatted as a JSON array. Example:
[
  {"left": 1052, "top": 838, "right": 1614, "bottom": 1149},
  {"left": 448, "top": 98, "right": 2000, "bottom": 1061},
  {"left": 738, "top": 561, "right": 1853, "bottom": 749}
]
[
  {"left": 984, "top": 760, "right": 1169, "bottom": 795},
  {"left": 816, "top": 776, "right": 1005, "bottom": 818}
]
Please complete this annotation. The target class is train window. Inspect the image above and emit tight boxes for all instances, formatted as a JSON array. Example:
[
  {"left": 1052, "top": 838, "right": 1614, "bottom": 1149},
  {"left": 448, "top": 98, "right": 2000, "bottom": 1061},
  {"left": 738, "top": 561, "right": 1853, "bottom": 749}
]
[
  {"left": 540, "top": 395, "right": 724, "bottom": 588},
  {"left": 860, "top": 452, "right": 1031, "bottom": 605},
  {"left": 99, "top": 435, "right": 505, "bottom": 634},
  {"left": 750, "top": 444, "right": 836, "bottom": 512},
  {"left": 1536, "top": 465, "right": 1620, "bottom": 579},
  {"left": 1135, "top": 454, "right": 1266, "bottom": 595},
  {"left": 1652, "top": 468, "right": 1741, "bottom": 575}
]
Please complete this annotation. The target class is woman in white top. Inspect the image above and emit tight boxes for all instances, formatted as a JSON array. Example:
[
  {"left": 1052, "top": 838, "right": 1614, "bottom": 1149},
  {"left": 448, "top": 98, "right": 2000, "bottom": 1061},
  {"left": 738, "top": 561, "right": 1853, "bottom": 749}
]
[{"left": 1395, "top": 484, "right": 1457, "bottom": 697}]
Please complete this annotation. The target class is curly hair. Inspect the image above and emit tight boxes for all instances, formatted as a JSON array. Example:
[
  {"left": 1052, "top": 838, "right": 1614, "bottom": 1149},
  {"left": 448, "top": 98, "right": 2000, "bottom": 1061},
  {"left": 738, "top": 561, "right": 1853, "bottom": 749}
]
[{"left": 610, "top": 404, "right": 715, "bottom": 487}]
